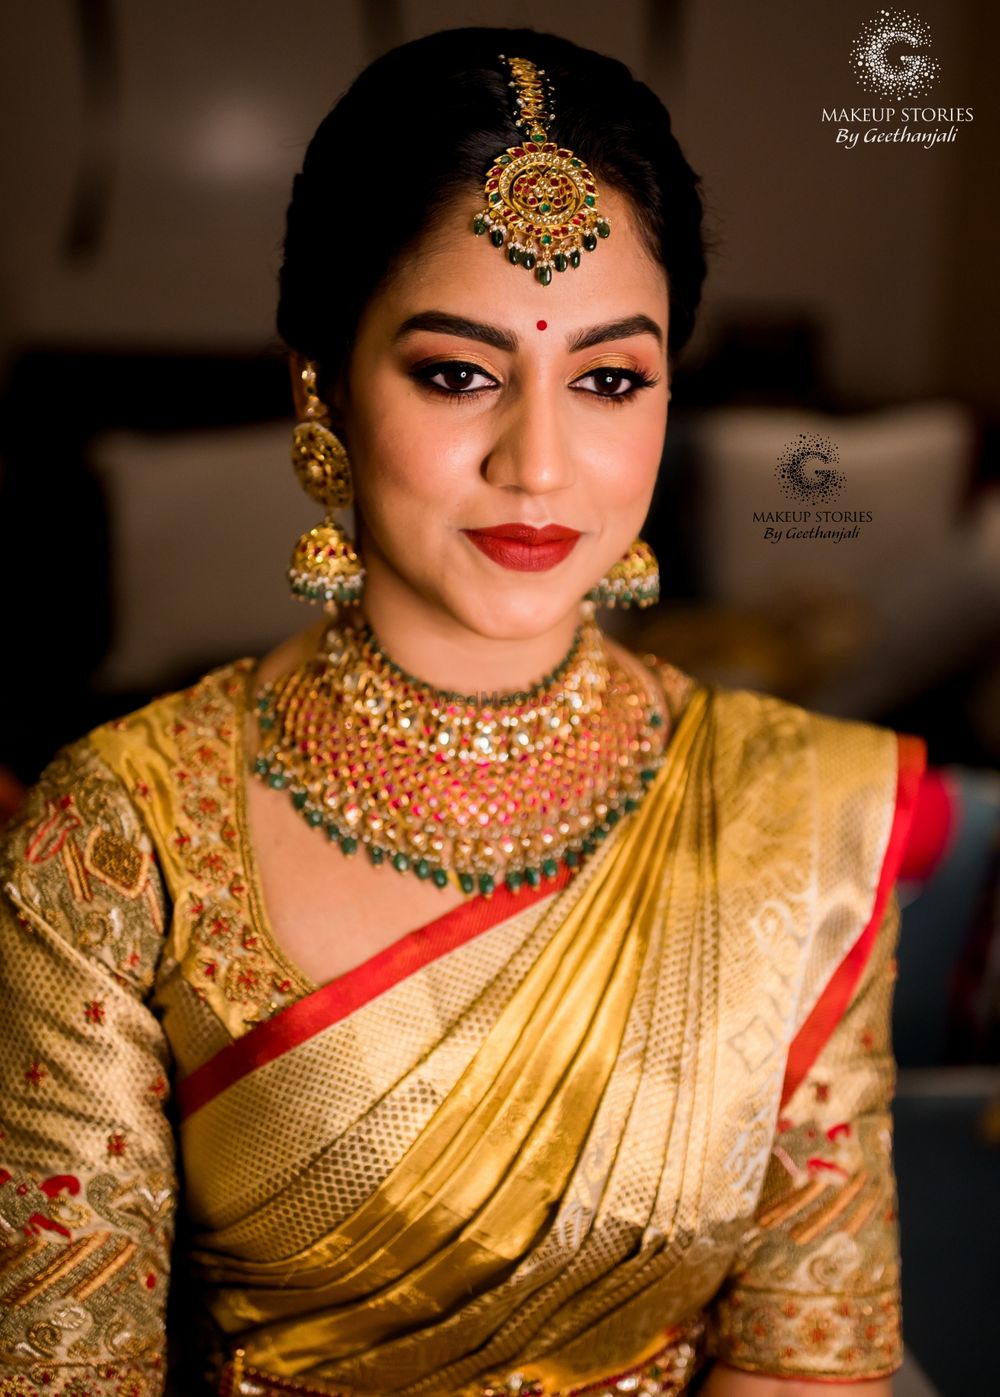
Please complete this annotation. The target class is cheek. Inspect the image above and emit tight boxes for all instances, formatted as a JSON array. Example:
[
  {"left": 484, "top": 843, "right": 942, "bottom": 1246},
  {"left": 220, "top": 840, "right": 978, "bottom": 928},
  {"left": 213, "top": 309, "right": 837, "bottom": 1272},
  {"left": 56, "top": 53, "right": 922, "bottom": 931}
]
[
  {"left": 351, "top": 382, "right": 483, "bottom": 506},
  {"left": 585, "top": 405, "right": 666, "bottom": 504}
]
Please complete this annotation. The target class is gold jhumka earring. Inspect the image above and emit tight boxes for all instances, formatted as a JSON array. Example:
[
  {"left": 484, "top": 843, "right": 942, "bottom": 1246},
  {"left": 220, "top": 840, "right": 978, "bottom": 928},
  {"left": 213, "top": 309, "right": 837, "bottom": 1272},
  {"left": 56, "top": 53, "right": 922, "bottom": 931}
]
[
  {"left": 471, "top": 55, "right": 661, "bottom": 611},
  {"left": 287, "top": 362, "right": 364, "bottom": 610},
  {"left": 585, "top": 539, "right": 660, "bottom": 608}
]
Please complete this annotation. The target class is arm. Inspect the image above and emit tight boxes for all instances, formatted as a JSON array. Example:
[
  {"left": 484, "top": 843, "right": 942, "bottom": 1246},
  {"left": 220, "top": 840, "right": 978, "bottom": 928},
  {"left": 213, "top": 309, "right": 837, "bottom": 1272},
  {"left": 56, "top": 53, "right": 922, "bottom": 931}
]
[
  {"left": 703, "top": 891, "right": 905, "bottom": 1389},
  {"left": 0, "top": 739, "right": 176, "bottom": 1395}
]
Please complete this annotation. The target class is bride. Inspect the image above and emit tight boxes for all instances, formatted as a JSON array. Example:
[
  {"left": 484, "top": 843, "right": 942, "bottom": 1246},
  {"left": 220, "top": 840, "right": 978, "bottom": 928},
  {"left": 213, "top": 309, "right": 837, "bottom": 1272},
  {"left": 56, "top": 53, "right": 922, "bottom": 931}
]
[{"left": 0, "top": 26, "right": 923, "bottom": 1397}]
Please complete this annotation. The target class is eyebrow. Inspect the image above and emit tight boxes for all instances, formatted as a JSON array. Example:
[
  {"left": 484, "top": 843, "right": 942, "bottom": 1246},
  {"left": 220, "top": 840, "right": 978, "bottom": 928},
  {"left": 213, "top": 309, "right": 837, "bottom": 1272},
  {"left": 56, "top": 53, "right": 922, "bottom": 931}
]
[{"left": 393, "top": 310, "right": 664, "bottom": 354}]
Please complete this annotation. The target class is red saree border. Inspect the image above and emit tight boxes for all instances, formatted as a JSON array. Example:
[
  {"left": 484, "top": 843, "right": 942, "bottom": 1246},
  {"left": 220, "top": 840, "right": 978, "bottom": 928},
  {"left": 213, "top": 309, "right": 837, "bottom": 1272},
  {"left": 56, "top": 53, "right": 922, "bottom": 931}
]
[
  {"left": 177, "top": 863, "right": 574, "bottom": 1121},
  {"left": 780, "top": 731, "right": 927, "bottom": 1108}
]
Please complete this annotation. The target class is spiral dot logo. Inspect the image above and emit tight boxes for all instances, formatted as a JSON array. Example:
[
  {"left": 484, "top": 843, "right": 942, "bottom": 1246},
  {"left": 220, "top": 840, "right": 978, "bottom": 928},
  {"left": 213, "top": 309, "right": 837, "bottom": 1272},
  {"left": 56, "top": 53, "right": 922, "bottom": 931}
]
[
  {"left": 850, "top": 8, "right": 941, "bottom": 100},
  {"left": 776, "top": 435, "right": 846, "bottom": 504}
]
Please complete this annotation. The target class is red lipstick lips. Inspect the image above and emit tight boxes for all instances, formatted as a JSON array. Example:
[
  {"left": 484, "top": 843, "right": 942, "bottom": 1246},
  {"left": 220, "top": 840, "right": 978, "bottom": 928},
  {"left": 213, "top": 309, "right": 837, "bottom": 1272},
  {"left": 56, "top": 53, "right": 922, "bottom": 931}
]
[{"left": 462, "top": 522, "right": 582, "bottom": 572}]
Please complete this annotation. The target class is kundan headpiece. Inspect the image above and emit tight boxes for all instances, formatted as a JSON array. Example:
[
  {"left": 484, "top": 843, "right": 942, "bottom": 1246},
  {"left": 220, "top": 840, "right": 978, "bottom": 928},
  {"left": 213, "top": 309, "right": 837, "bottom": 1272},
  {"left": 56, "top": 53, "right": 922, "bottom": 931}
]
[{"left": 472, "top": 54, "right": 609, "bottom": 284}]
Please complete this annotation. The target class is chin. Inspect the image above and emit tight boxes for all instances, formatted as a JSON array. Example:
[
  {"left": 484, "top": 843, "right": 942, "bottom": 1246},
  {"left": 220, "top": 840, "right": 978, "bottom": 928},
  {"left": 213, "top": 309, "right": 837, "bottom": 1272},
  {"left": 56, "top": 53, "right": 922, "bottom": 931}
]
[{"left": 441, "top": 585, "right": 585, "bottom": 642}]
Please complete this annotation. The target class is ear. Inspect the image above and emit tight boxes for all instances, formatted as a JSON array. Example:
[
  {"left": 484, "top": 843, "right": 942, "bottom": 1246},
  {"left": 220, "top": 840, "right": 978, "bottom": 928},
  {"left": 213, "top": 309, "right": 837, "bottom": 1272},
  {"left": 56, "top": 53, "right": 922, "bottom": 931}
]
[
  {"left": 288, "top": 351, "right": 311, "bottom": 419},
  {"left": 288, "top": 352, "right": 349, "bottom": 432}
]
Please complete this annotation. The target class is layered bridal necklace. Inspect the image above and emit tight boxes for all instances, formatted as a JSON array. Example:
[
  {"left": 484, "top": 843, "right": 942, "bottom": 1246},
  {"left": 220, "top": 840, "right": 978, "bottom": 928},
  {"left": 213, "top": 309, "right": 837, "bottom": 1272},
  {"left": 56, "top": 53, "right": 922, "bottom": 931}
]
[{"left": 251, "top": 606, "right": 669, "bottom": 896}]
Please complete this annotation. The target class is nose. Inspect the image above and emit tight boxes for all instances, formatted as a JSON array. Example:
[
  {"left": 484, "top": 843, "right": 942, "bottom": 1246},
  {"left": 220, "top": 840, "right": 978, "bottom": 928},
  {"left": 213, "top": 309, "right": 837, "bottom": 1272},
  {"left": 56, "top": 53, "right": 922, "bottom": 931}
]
[{"left": 482, "top": 378, "right": 576, "bottom": 495}]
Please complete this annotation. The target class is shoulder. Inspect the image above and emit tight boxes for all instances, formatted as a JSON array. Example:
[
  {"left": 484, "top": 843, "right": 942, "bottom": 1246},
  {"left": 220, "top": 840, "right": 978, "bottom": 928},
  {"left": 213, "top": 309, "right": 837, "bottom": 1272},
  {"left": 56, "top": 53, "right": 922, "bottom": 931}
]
[
  {"left": 0, "top": 658, "right": 253, "bottom": 992},
  {"left": 641, "top": 661, "right": 926, "bottom": 877},
  {"left": 0, "top": 730, "right": 167, "bottom": 992},
  {"left": 693, "top": 672, "right": 921, "bottom": 792}
]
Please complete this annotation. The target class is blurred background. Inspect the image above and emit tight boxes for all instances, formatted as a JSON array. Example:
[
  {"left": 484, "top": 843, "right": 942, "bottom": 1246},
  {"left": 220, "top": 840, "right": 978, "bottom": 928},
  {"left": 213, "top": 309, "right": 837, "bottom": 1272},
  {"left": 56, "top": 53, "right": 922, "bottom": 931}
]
[{"left": 0, "top": 2, "right": 997, "bottom": 1392}]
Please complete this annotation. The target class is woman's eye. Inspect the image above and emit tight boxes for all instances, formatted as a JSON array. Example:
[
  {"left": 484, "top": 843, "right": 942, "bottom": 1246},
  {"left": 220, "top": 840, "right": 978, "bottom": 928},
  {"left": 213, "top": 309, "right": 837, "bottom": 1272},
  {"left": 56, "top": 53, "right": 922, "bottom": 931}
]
[
  {"left": 575, "top": 368, "right": 654, "bottom": 400},
  {"left": 414, "top": 362, "right": 497, "bottom": 395}
]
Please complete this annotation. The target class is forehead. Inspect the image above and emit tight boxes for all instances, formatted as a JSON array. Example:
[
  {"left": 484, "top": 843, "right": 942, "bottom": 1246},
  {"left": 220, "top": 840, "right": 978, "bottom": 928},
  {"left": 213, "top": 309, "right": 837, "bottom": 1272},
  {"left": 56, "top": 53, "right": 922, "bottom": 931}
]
[{"left": 367, "top": 185, "right": 668, "bottom": 340}]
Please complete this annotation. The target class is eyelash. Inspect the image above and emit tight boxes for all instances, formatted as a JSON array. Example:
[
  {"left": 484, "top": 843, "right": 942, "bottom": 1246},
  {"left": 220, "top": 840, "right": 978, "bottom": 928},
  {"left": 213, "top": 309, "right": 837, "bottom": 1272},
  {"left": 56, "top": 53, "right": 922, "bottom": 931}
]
[{"left": 411, "top": 360, "right": 660, "bottom": 406}]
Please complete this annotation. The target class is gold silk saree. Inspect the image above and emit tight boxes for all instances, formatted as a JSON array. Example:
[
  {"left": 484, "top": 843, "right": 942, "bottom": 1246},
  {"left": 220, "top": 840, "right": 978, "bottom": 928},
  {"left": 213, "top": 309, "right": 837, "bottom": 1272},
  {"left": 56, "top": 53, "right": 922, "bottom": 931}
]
[{"left": 0, "top": 650, "right": 925, "bottom": 1397}]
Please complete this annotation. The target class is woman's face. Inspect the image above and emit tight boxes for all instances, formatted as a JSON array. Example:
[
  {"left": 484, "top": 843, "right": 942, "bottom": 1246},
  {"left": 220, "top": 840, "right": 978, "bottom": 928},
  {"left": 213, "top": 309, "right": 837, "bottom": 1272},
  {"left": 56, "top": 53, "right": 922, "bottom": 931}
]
[{"left": 329, "top": 184, "right": 670, "bottom": 642}]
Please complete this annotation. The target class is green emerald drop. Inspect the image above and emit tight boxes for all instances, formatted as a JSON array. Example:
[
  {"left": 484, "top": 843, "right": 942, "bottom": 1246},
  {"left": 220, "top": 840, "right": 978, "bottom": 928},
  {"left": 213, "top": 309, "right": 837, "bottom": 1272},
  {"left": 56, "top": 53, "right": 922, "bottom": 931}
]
[
  {"left": 508, "top": 246, "right": 522, "bottom": 265},
  {"left": 564, "top": 849, "right": 580, "bottom": 867},
  {"left": 473, "top": 214, "right": 488, "bottom": 235},
  {"left": 570, "top": 249, "right": 581, "bottom": 268},
  {"left": 340, "top": 836, "right": 358, "bottom": 855},
  {"left": 522, "top": 250, "right": 537, "bottom": 270},
  {"left": 415, "top": 858, "right": 431, "bottom": 880},
  {"left": 432, "top": 868, "right": 449, "bottom": 888},
  {"left": 524, "top": 867, "right": 541, "bottom": 888},
  {"left": 541, "top": 858, "right": 558, "bottom": 879},
  {"left": 536, "top": 265, "right": 552, "bottom": 286},
  {"left": 597, "top": 219, "right": 611, "bottom": 238},
  {"left": 392, "top": 852, "right": 410, "bottom": 872},
  {"left": 368, "top": 845, "right": 384, "bottom": 865},
  {"left": 253, "top": 756, "right": 269, "bottom": 776},
  {"left": 478, "top": 873, "right": 495, "bottom": 895},
  {"left": 459, "top": 872, "right": 476, "bottom": 894},
  {"left": 505, "top": 870, "right": 524, "bottom": 892},
  {"left": 583, "top": 232, "right": 597, "bottom": 252},
  {"left": 306, "top": 810, "right": 323, "bottom": 828},
  {"left": 268, "top": 773, "right": 286, "bottom": 790},
  {"left": 490, "top": 227, "right": 505, "bottom": 247},
  {"left": 554, "top": 252, "right": 568, "bottom": 272},
  {"left": 292, "top": 790, "right": 307, "bottom": 810}
]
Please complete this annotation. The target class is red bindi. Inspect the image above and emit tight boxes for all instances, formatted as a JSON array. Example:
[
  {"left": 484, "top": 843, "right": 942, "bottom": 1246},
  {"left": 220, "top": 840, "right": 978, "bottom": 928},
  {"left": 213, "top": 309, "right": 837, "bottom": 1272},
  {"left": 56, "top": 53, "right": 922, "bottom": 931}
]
[{"left": 536, "top": 319, "right": 548, "bottom": 331}]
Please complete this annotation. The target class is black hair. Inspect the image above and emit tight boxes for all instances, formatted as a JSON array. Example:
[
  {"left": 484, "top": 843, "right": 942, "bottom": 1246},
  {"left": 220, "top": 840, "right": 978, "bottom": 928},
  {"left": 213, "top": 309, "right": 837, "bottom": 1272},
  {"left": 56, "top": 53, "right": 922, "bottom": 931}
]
[{"left": 277, "top": 26, "right": 709, "bottom": 385}]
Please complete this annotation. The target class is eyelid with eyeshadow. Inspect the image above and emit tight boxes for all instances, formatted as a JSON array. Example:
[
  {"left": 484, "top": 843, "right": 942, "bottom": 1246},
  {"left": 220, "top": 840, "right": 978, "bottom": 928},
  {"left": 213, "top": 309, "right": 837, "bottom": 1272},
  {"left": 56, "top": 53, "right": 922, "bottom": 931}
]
[{"left": 409, "top": 359, "right": 660, "bottom": 404}]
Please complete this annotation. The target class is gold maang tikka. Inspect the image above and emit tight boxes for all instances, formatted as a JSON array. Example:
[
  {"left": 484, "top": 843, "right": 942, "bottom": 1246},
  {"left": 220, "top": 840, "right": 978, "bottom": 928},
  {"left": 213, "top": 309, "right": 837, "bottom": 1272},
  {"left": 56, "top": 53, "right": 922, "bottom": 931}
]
[
  {"left": 472, "top": 54, "right": 610, "bottom": 284},
  {"left": 288, "top": 361, "right": 365, "bottom": 610}
]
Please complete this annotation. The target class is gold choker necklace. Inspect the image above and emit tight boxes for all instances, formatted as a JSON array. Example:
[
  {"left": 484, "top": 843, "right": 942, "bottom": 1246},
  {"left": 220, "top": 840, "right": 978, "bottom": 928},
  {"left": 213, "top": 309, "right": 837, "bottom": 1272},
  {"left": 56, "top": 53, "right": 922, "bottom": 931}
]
[{"left": 252, "top": 608, "right": 669, "bottom": 896}]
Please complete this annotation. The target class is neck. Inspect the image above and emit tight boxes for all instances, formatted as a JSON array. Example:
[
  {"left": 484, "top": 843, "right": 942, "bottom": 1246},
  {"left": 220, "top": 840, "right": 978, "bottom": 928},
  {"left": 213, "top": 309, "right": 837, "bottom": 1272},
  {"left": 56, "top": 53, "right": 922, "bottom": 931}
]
[{"left": 356, "top": 555, "right": 586, "bottom": 700}]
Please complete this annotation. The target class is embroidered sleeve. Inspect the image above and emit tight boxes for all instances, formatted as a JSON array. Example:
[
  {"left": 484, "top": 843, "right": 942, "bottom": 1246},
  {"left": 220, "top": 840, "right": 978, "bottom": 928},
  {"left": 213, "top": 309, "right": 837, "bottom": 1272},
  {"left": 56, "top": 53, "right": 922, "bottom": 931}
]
[
  {"left": 705, "top": 891, "right": 904, "bottom": 1382},
  {"left": 0, "top": 740, "right": 175, "bottom": 1396}
]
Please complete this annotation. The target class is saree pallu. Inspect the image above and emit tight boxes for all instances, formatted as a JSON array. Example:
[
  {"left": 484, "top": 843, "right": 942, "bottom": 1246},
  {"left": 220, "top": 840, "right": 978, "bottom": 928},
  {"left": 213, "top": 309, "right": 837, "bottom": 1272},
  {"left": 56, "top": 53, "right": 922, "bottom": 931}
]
[{"left": 0, "top": 656, "right": 925, "bottom": 1397}]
